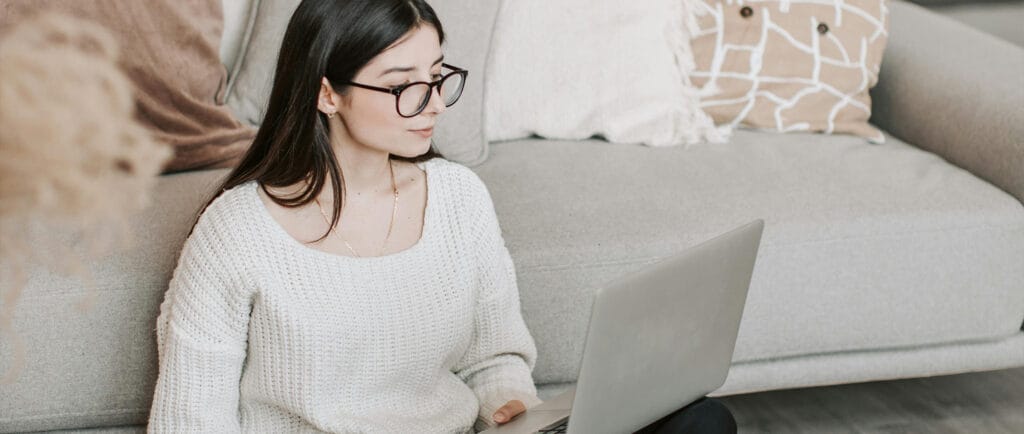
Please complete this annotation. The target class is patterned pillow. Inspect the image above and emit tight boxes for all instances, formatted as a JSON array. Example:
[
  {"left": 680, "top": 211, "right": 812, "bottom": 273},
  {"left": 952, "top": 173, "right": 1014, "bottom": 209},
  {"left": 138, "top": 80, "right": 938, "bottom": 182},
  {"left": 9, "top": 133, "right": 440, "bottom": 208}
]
[{"left": 690, "top": 0, "right": 890, "bottom": 143}]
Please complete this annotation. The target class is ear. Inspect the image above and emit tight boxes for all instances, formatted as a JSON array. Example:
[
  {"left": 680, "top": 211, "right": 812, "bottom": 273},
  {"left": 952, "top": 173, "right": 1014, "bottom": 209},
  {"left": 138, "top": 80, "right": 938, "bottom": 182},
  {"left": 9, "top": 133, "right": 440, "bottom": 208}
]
[{"left": 317, "top": 78, "right": 340, "bottom": 116}]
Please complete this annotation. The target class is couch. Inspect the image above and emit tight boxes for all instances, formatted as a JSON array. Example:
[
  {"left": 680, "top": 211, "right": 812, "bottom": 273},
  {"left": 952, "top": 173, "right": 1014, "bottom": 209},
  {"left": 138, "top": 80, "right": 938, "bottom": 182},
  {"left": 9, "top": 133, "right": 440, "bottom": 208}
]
[
  {"left": 911, "top": 0, "right": 1024, "bottom": 47},
  {"left": 1, "top": 0, "right": 1022, "bottom": 432}
]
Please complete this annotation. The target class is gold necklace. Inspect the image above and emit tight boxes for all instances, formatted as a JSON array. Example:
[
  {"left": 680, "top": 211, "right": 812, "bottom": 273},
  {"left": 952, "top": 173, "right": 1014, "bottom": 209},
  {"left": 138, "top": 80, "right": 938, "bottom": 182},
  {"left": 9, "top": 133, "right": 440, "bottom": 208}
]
[{"left": 314, "top": 159, "right": 398, "bottom": 257}]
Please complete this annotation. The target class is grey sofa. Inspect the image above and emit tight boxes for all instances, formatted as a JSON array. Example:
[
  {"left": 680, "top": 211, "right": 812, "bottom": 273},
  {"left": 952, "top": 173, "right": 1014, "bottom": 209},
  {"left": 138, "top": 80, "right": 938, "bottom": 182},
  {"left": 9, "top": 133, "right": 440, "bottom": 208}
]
[
  {"left": 2, "top": 0, "right": 1023, "bottom": 432},
  {"left": 910, "top": 0, "right": 1024, "bottom": 47}
]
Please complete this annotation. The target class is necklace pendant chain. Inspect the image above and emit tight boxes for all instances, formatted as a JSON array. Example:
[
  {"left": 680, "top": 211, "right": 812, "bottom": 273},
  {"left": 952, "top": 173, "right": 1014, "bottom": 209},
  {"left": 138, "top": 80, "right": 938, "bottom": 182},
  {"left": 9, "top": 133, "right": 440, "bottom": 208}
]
[{"left": 314, "top": 159, "right": 399, "bottom": 258}]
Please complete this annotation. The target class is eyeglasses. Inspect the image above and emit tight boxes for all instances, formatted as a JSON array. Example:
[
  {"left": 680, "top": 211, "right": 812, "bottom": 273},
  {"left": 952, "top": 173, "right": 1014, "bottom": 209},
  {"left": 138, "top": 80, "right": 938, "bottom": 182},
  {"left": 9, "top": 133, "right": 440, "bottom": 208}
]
[{"left": 346, "top": 63, "right": 468, "bottom": 118}]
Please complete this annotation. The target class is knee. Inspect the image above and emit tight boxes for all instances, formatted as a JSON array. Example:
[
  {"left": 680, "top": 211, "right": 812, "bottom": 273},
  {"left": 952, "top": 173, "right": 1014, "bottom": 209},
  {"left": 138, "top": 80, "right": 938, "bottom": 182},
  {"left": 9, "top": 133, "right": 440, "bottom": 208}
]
[{"left": 688, "top": 398, "right": 737, "bottom": 434}]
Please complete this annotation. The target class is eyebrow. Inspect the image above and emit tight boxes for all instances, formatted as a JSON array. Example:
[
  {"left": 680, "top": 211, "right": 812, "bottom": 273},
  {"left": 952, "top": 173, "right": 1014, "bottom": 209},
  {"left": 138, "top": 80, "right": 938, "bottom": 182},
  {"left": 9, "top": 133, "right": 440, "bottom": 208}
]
[{"left": 378, "top": 55, "right": 445, "bottom": 78}]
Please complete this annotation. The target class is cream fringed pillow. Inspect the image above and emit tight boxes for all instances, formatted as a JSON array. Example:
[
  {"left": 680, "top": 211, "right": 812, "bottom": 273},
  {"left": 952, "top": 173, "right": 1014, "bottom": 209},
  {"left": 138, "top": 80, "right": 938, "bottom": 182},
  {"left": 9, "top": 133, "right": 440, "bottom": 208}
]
[
  {"left": 485, "top": 0, "right": 729, "bottom": 147},
  {"left": 690, "top": 0, "right": 890, "bottom": 143}
]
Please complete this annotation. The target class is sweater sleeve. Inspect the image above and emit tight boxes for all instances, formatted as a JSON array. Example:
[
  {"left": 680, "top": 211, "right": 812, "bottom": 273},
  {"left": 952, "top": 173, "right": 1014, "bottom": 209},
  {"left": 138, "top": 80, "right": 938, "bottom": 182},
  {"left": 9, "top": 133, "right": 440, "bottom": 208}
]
[
  {"left": 453, "top": 173, "right": 544, "bottom": 432},
  {"left": 147, "top": 208, "right": 253, "bottom": 433}
]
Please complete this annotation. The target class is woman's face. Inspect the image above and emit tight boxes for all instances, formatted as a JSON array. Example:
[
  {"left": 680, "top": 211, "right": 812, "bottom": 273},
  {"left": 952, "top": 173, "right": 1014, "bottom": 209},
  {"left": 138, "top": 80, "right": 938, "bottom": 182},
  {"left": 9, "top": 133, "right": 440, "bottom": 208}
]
[{"left": 330, "top": 24, "right": 445, "bottom": 158}]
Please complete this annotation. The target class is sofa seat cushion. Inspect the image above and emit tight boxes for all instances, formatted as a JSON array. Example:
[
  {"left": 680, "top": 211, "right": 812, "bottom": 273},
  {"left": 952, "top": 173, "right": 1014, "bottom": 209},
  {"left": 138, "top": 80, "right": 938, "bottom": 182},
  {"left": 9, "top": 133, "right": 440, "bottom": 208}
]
[{"left": 473, "top": 130, "right": 1024, "bottom": 384}]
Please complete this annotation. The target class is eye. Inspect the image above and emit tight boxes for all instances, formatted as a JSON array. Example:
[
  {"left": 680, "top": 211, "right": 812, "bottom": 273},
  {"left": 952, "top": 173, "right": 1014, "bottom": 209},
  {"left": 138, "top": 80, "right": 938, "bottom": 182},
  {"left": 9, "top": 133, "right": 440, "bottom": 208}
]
[{"left": 431, "top": 73, "right": 444, "bottom": 81}]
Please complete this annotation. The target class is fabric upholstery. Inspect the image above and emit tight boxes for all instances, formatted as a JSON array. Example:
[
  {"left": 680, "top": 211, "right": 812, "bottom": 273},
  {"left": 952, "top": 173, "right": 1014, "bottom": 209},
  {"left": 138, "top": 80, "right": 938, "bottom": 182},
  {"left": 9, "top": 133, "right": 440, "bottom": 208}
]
[
  {"left": 690, "top": 0, "right": 890, "bottom": 143},
  {"left": 536, "top": 333, "right": 1024, "bottom": 398},
  {"left": 870, "top": 0, "right": 1024, "bottom": 206},
  {"left": 219, "top": 0, "right": 293, "bottom": 126},
  {"left": 219, "top": 0, "right": 258, "bottom": 84},
  {"left": 710, "top": 333, "right": 1024, "bottom": 396},
  {"left": 4, "top": 132, "right": 1024, "bottom": 431},
  {"left": 0, "top": 169, "right": 228, "bottom": 433},
  {"left": 3, "top": 1, "right": 1024, "bottom": 432},
  {"left": 223, "top": 0, "right": 498, "bottom": 166},
  {"left": 930, "top": 0, "right": 1024, "bottom": 48},
  {"left": 215, "top": 0, "right": 254, "bottom": 75},
  {"left": 485, "top": 0, "right": 727, "bottom": 147},
  {"left": 904, "top": 0, "right": 995, "bottom": 5},
  {"left": 473, "top": 131, "right": 1024, "bottom": 384},
  {"left": 24, "top": 331, "right": 1024, "bottom": 432}
]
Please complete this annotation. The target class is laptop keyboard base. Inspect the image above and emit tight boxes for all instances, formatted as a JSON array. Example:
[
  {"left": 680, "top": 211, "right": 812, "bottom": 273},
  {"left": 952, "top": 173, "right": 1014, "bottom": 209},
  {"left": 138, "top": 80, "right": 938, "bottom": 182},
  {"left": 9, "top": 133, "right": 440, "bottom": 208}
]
[{"left": 538, "top": 417, "right": 568, "bottom": 434}]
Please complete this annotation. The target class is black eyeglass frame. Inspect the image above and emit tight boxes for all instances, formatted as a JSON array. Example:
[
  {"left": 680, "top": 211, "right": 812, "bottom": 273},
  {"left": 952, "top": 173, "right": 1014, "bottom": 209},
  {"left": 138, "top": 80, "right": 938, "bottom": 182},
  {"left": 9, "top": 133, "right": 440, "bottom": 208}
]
[{"left": 345, "top": 63, "right": 468, "bottom": 118}]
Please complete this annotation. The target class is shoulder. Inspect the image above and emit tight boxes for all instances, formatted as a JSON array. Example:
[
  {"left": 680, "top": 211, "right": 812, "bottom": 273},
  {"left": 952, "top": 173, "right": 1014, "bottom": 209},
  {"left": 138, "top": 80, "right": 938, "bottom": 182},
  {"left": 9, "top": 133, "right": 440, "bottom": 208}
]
[
  {"left": 198, "top": 181, "right": 254, "bottom": 226},
  {"left": 426, "top": 158, "right": 504, "bottom": 246},
  {"left": 166, "top": 182, "right": 263, "bottom": 302},
  {"left": 185, "top": 181, "right": 258, "bottom": 258},
  {"left": 426, "top": 157, "right": 493, "bottom": 205}
]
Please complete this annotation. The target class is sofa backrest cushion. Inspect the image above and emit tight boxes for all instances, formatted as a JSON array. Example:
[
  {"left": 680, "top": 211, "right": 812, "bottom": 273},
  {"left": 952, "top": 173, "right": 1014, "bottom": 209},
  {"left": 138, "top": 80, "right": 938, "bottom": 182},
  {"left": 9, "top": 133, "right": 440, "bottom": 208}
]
[{"left": 222, "top": 0, "right": 497, "bottom": 166}]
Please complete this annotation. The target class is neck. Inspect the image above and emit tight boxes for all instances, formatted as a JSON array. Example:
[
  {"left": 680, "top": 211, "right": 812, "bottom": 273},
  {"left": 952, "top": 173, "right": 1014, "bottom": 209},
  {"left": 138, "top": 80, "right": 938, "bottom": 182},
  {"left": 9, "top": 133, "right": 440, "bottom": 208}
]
[{"left": 320, "top": 126, "right": 395, "bottom": 202}]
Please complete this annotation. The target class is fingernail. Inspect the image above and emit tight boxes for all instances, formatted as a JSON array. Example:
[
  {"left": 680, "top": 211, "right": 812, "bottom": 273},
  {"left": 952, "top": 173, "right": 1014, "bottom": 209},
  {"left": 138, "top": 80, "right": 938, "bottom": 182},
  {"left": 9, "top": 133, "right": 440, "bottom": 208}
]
[{"left": 495, "top": 413, "right": 506, "bottom": 422}]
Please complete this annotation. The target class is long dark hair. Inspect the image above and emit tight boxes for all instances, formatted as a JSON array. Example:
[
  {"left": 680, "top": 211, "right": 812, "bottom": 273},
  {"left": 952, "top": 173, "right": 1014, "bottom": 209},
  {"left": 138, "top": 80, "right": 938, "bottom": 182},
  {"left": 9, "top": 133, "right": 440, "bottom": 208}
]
[{"left": 189, "top": 0, "right": 445, "bottom": 242}]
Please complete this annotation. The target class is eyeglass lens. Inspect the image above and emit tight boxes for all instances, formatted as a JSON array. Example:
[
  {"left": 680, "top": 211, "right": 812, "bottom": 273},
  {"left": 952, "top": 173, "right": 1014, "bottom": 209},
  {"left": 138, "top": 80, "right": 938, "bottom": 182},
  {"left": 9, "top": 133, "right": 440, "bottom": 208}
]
[{"left": 397, "top": 73, "right": 466, "bottom": 117}]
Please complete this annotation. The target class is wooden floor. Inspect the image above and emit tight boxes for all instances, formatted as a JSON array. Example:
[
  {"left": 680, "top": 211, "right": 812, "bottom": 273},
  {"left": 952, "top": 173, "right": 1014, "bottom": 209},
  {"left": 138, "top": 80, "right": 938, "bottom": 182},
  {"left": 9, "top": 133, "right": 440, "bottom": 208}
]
[{"left": 715, "top": 366, "right": 1024, "bottom": 433}]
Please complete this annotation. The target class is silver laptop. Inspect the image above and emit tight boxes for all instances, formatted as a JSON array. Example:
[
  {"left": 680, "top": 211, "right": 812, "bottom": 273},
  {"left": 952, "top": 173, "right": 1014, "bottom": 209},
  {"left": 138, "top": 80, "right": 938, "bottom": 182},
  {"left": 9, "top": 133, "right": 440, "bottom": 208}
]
[{"left": 481, "top": 219, "right": 764, "bottom": 434}]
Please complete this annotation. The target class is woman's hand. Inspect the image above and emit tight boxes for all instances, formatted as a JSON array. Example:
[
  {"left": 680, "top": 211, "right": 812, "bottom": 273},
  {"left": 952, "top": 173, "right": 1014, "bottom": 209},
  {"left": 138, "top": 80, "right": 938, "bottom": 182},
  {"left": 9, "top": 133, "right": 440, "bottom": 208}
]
[{"left": 492, "top": 399, "right": 527, "bottom": 425}]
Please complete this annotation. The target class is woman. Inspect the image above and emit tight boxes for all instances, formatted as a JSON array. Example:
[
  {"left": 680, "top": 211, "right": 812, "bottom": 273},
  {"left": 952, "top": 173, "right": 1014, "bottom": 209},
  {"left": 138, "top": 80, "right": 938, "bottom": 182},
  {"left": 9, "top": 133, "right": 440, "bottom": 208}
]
[{"left": 147, "top": 1, "right": 736, "bottom": 433}]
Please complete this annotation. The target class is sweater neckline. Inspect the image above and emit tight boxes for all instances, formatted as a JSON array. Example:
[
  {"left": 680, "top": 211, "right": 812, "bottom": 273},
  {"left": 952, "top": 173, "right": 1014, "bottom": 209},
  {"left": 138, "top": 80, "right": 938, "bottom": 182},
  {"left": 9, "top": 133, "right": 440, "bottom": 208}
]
[{"left": 249, "top": 159, "right": 436, "bottom": 264}]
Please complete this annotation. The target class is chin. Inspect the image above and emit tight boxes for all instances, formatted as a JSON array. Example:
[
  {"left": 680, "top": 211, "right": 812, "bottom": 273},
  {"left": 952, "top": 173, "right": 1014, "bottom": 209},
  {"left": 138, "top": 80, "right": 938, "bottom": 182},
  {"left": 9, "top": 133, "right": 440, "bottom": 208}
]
[{"left": 393, "top": 142, "right": 432, "bottom": 159}]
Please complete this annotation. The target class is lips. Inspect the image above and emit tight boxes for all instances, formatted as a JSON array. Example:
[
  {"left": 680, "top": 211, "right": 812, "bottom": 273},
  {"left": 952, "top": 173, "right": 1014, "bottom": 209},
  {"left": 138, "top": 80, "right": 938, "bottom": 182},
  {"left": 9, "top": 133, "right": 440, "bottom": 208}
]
[{"left": 410, "top": 126, "right": 434, "bottom": 138}]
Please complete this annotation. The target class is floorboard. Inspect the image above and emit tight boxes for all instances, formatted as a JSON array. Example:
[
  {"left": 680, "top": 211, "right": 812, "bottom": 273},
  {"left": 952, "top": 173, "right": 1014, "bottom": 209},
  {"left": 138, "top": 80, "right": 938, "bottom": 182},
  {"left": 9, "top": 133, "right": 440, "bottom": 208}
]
[{"left": 716, "top": 366, "right": 1024, "bottom": 433}]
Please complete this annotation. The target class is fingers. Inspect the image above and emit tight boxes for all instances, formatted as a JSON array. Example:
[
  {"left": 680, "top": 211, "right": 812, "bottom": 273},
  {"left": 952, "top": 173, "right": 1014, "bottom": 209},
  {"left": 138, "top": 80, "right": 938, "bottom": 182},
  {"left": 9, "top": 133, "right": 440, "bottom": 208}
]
[{"left": 493, "top": 399, "right": 527, "bottom": 424}]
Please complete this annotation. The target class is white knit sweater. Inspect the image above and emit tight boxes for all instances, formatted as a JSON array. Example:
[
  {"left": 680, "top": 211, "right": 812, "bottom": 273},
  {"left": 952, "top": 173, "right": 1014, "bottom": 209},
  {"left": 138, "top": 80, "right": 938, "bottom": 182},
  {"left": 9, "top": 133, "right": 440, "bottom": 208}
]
[{"left": 148, "top": 158, "right": 543, "bottom": 433}]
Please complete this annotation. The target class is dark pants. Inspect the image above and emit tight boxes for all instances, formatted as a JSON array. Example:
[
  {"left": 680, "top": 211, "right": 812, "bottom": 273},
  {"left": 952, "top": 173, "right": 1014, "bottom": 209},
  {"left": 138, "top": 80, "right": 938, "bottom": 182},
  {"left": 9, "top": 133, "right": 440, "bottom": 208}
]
[{"left": 633, "top": 397, "right": 737, "bottom": 434}]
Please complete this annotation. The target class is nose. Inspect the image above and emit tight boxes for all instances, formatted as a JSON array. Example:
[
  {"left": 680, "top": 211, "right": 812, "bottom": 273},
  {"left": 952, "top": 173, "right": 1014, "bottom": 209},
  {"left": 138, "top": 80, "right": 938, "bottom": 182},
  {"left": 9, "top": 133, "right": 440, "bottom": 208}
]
[{"left": 423, "top": 84, "right": 446, "bottom": 116}]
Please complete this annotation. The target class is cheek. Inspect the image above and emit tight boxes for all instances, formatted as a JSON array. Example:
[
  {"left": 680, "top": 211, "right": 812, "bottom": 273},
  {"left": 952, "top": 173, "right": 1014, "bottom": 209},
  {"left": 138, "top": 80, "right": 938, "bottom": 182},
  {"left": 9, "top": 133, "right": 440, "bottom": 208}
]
[
  {"left": 367, "top": 99, "right": 400, "bottom": 130},
  {"left": 348, "top": 95, "right": 405, "bottom": 140}
]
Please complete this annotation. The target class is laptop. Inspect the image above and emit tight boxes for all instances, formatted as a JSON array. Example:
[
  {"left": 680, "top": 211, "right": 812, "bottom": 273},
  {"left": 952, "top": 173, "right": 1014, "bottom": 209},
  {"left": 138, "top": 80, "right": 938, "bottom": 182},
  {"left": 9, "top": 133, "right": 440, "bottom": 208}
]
[{"left": 481, "top": 219, "right": 764, "bottom": 434}]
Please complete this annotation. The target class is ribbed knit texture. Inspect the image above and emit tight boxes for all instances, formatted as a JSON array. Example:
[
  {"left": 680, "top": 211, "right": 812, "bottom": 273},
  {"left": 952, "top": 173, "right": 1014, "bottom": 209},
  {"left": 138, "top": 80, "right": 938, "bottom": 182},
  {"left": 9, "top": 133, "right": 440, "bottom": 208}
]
[{"left": 147, "top": 158, "right": 543, "bottom": 433}]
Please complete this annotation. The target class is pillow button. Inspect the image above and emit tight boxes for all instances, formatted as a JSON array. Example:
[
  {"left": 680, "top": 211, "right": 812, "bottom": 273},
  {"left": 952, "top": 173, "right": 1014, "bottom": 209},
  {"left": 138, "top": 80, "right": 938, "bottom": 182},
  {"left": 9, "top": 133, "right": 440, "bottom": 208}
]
[
  {"left": 740, "top": 6, "right": 754, "bottom": 18},
  {"left": 817, "top": 23, "right": 829, "bottom": 34}
]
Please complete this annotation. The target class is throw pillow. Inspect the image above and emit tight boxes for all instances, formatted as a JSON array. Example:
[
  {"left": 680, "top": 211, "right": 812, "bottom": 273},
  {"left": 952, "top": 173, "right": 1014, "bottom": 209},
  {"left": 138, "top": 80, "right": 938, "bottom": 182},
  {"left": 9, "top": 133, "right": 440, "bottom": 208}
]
[
  {"left": 224, "top": 0, "right": 499, "bottom": 166},
  {"left": 690, "top": 0, "right": 891, "bottom": 143},
  {"left": 220, "top": 0, "right": 259, "bottom": 89},
  {"left": 0, "top": 0, "right": 258, "bottom": 173},
  {"left": 485, "top": 0, "right": 728, "bottom": 148}
]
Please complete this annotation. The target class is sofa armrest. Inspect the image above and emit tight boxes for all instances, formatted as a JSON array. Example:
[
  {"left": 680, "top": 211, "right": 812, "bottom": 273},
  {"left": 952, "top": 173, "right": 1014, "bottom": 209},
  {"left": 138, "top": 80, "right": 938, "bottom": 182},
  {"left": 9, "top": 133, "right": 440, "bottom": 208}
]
[{"left": 869, "top": 1, "right": 1024, "bottom": 205}]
